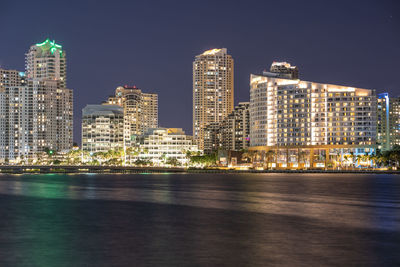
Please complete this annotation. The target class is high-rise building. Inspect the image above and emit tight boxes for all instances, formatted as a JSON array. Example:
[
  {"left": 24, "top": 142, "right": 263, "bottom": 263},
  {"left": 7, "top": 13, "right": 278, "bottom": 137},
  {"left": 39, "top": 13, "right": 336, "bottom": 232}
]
[
  {"left": 106, "top": 85, "right": 158, "bottom": 147},
  {"left": 82, "top": 105, "right": 124, "bottom": 153},
  {"left": 203, "top": 102, "right": 250, "bottom": 154},
  {"left": 26, "top": 38, "right": 67, "bottom": 88},
  {"left": 0, "top": 69, "right": 35, "bottom": 162},
  {"left": 0, "top": 38, "right": 73, "bottom": 162},
  {"left": 390, "top": 96, "right": 400, "bottom": 147},
  {"left": 376, "top": 93, "right": 390, "bottom": 151},
  {"left": 250, "top": 63, "right": 376, "bottom": 169},
  {"left": 193, "top": 48, "right": 234, "bottom": 150},
  {"left": 25, "top": 38, "right": 73, "bottom": 152}
]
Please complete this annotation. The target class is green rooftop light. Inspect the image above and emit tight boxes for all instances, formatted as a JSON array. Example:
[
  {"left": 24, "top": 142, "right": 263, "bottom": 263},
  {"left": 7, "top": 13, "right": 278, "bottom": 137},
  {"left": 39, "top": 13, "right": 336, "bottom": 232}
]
[{"left": 36, "top": 38, "right": 63, "bottom": 54}]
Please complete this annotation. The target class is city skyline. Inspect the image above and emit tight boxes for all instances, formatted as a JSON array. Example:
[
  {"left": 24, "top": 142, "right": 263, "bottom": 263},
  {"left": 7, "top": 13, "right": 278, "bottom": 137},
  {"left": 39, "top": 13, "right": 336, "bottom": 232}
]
[{"left": 1, "top": 0, "right": 399, "bottom": 144}]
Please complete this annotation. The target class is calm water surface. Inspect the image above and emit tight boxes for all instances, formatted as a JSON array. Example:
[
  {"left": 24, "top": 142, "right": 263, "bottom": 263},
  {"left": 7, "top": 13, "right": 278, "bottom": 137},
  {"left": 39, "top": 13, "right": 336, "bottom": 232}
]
[{"left": 0, "top": 173, "right": 399, "bottom": 266}]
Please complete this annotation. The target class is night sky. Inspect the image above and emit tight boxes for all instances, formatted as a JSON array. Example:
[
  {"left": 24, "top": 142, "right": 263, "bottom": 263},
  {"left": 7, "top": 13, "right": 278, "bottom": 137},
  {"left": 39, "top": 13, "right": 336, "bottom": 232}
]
[{"left": 1, "top": 0, "right": 399, "bottom": 144}]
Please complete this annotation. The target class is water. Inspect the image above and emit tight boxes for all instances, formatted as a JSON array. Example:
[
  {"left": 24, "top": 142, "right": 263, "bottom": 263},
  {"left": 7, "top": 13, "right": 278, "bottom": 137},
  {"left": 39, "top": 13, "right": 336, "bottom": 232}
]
[{"left": 0, "top": 173, "right": 399, "bottom": 266}]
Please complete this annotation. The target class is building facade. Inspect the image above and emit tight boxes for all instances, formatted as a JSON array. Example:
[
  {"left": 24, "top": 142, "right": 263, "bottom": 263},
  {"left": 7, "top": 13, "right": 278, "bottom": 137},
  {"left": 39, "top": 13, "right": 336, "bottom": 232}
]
[
  {"left": 26, "top": 38, "right": 73, "bottom": 152},
  {"left": 203, "top": 122, "right": 221, "bottom": 154},
  {"left": 26, "top": 38, "right": 67, "bottom": 88},
  {"left": 390, "top": 96, "right": 400, "bottom": 147},
  {"left": 136, "top": 128, "right": 199, "bottom": 165},
  {"left": 0, "top": 39, "right": 74, "bottom": 162},
  {"left": 250, "top": 64, "right": 376, "bottom": 169},
  {"left": 219, "top": 102, "right": 250, "bottom": 152},
  {"left": 193, "top": 48, "right": 234, "bottom": 150},
  {"left": 203, "top": 102, "right": 250, "bottom": 154},
  {"left": 82, "top": 105, "right": 124, "bottom": 153},
  {"left": 106, "top": 85, "right": 158, "bottom": 147},
  {"left": 376, "top": 93, "right": 390, "bottom": 151},
  {"left": 269, "top": 62, "right": 299, "bottom": 79},
  {"left": 0, "top": 69, "right": 35, "bottom": 162}
]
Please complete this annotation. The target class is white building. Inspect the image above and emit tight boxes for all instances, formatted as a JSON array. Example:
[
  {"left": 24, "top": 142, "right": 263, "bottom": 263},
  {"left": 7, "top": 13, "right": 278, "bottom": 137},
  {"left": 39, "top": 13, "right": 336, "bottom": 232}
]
[
  {"left": 136, "top": 128, "right": 199, "bottom": 165},
  {"left": 250, "top": 63, "right": 377, "bottom": 169},
  {"left": 0, "top": 69, "right": 35, "bottom": 162},
  {"left": 82, "top": 105, "right": 124, "bottom": 153},
  {"left": 0, "top": 39, "right": 74, "bottom": 162}
]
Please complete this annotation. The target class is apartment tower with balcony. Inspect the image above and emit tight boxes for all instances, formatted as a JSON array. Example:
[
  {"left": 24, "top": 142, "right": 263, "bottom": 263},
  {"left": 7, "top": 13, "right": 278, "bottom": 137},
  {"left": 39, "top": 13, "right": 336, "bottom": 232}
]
[
  {"left": 193, "top": 48, "right": 234, "bottom": 150},
  {"left": 250, "top": 62, "right": 377, "bottom": 169}
]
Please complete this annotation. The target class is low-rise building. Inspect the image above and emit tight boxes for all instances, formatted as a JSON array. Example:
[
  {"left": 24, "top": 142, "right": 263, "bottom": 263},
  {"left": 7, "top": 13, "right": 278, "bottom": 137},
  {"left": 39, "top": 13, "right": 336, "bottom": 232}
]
[{"left": 136, "top": 128, "right": 199, "bottom": 165}]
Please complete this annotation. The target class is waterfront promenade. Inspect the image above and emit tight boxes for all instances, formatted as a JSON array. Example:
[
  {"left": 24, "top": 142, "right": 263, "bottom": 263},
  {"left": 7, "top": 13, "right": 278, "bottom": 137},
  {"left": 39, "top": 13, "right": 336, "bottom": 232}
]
[{"left": 0, "top": 165, "right": 398, "bottom": 174}]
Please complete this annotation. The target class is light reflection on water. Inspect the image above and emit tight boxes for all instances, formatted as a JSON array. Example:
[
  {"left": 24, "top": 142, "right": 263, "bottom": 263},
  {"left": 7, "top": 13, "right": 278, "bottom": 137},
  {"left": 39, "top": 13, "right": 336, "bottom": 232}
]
[{"left": 0, "top": 173, "right": 399, "bottom": 266}]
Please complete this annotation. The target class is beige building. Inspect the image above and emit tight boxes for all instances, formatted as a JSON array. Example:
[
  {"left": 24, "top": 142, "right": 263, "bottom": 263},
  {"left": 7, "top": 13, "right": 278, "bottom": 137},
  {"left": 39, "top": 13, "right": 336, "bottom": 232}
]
[
  {"left": 250, "top": 63, "right": 377, "bottom": 169},
  {"left": 193, "top": 48, "right": 234, "bottom": 150},
  {"left": 106, "top": 85, "right": 158, "bottom": 147}
]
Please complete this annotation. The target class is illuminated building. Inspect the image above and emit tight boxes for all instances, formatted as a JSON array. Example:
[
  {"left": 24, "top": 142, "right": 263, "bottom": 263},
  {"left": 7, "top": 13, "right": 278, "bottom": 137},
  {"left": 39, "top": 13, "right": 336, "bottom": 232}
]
[
  {"left": 376, "top": 93, "right": 390, "bottom": 151},
  {"left": 106, "top": 85, "right": 158, "bottom": 147},
  {"left": 0, "top": 69, "right": 34, "bottom": 162},
  {"left": 390, "top": 96, "right": 400, "bottom": 147},
  {"left": 220, "top": 102, "right": 250, "bottom": 151},
  {"left": 193, "top": 48, "right": 234, "bottom": 150},
  {"left": 26, "top": 38, "right": 66, "bottom": 88},
  {"left": 250, "top": 63, "right": 377, "bottom": 169},
  {"left": 203, "top": 102, "right": 250, "bottom": 154},
  {"left": 136, "top": 128, "right": 199, "bottom": 165},
  {"left": 26, "top": 38, "right": 73, "bottom": 152},
  {"left": 203, "top": 122, "right": 221, "bottom": 154},
  {"left": 269, "top": 61, "right": 299, "bottom": 79},
  {"left": 82, "top": 105, "right": 124, "bottom": 153}
]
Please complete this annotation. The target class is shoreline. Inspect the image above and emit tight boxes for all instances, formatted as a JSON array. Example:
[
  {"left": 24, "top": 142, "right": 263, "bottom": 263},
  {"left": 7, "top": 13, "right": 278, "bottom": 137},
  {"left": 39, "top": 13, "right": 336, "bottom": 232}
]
[{"left": 0, "top": 165, "right": 398, "bottom": 175}]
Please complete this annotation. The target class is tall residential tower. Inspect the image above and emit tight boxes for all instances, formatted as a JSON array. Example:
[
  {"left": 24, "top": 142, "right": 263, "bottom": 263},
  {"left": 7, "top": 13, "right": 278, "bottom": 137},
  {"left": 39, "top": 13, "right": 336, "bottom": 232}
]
[
  {"left": 0, "top": 38, "right": 73, "bottom": 162},
  {"left": 26, "top": 38, "right": 73, "bottom": 152},
  {"left": 193, "top": 48, "right": 234, "bottom": 150}
]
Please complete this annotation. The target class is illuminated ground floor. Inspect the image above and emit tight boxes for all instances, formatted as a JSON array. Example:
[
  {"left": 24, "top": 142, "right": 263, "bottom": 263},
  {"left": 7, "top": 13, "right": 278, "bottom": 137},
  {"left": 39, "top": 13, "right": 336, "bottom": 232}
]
[{"left": 248, "top": 145, "right": 376, "bottom": 170}]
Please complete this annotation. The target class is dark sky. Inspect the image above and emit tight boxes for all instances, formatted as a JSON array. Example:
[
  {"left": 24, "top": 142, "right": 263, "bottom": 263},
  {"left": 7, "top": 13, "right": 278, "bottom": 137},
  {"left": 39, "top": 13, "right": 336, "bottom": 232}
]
[{"left": 1, "top": 0, "right": 399, "bottom": 144}]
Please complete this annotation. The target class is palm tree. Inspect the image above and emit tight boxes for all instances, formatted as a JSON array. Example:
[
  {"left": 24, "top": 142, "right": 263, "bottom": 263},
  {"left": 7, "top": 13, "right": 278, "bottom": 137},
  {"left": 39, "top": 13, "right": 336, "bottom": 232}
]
[
  {"left": 265, "top": 150, "right": 275, "bottom": 169},
  {"left": 356, "top": 154, "right": 363, "bottom": 168},
  {"left": 343, "top": 155, "right": 350, "bottom": 169},
  {"left": 242, "top": 150, "right": 257, "bottom": 166},
  {"left": 298, "top": 150, "right": 308, "bottom": 168}
]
